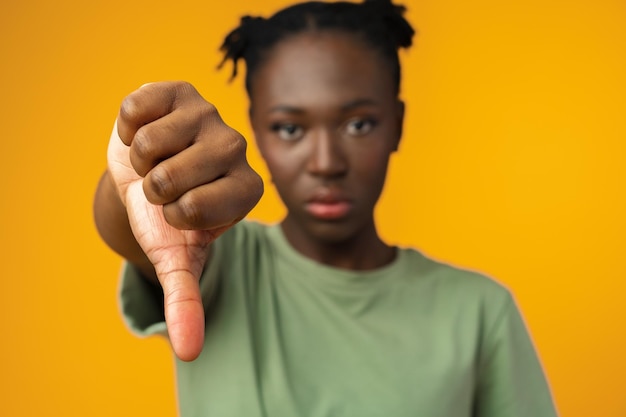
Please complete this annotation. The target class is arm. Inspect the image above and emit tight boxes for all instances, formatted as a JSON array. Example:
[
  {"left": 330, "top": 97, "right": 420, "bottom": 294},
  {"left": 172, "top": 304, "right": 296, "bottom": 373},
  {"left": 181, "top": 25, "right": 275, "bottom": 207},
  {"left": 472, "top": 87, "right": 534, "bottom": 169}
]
[
  {"left": 94, "top": 169, "right": 156, "bottom": 282},
  {"left": 93, "top": 81, "right": 263, "bottom": 361}
]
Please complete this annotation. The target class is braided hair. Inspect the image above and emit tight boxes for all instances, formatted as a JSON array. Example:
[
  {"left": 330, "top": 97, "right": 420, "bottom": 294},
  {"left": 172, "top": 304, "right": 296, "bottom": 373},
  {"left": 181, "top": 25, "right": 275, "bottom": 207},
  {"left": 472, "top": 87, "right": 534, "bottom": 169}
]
[{"left": 218, "top": 0, "right": 415, "bottom": 96}]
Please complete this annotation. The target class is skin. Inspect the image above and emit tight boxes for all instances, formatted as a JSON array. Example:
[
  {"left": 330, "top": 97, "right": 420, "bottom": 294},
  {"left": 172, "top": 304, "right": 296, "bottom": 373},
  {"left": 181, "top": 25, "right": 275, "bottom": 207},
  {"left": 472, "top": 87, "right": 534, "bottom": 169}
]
[
  {"left": 95, "top": 82, "right": 263, "bottom": 361},
  {"left": 94, "top": 30, "right": 404, "bottom": 361},
  {"left": 250, "top": 31, "right": 405, "bottom": 270}
]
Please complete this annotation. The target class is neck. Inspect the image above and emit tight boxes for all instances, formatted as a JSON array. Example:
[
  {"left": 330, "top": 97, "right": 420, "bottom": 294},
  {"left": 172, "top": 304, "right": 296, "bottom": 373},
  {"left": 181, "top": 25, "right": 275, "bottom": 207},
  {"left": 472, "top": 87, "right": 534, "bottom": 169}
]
[{"left": 279, "top": 219, "right": 396, "bottom": 271}]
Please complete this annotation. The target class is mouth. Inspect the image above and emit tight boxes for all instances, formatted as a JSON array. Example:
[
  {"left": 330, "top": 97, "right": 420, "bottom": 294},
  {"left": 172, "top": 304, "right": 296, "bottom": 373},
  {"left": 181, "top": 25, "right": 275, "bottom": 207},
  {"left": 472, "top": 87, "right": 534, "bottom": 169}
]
[{"left": 305, "top": 189, "right": 352, "bottom": 220}]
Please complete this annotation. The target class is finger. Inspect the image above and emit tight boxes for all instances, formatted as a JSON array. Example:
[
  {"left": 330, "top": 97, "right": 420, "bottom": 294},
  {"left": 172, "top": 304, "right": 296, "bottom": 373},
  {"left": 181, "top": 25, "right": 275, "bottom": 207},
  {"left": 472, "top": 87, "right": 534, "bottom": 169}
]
[
  {"left": 117, "top": 81, "right": 201, "bottom": 146},
  {"left": 162, "top": 167, "right": 264, "bottom": 231},
  {"left": 129, "top": 106, "right": 202, "bottom": 177},
  {"left": 142, "top": 124, "right": 245, "bottom": 205},
  {"left": 159, "top": 268, "right": 205, "bottom": 362},
  {"left": 107, "top": 120, "right": 139, "bottom": 203},
  {"left": 125, "top": 180, "right": 209, "bottom": 361}
]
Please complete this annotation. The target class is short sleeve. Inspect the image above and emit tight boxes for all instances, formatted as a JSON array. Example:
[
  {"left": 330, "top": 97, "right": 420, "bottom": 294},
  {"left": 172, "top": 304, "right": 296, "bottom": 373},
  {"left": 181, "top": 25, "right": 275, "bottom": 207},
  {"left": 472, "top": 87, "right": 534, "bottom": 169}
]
[
  {"left": 118, "top": 262, "right": 168, "bottom": 337},
  {"left": 117, "top": 237, "right": 225, "bottom": 338},
  {"left": 474, "top": 295, "right": 558, "bottom": 417}
]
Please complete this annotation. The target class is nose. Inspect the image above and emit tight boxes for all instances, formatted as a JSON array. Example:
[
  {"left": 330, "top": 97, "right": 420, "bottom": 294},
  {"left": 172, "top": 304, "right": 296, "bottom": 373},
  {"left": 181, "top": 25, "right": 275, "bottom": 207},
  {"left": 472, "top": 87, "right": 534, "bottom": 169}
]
[{"left": 306, "top": 128, "right": 348, "bottom": 178}]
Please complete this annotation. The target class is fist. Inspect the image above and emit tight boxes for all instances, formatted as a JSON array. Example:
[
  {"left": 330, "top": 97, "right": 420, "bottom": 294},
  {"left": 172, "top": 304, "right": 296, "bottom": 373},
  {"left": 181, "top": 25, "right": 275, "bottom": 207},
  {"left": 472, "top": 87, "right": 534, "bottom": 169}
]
[{"left": 108, "top": 81, "right": 263, "bottom": 361}]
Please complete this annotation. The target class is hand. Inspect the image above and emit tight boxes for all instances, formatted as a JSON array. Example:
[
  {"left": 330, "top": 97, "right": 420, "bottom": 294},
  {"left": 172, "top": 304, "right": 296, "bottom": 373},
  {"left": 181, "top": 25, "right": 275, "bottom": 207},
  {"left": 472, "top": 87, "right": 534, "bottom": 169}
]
[{"left": 107, "top": 81, "right": 263, "bottom": 361}]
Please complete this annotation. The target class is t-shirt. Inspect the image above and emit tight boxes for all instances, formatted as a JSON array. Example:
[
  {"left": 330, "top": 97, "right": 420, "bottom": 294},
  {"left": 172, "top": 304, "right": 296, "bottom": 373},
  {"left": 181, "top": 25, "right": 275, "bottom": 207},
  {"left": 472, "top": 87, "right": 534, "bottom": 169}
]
[{"left": 119, "top": 221, "right": 558, "bottom": 417}]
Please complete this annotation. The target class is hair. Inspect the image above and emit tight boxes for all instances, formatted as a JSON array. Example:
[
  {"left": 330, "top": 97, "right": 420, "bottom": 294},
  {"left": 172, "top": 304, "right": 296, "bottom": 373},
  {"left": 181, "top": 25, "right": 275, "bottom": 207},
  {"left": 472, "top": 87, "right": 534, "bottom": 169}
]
[{"left": 218, "top": 0, "right": 416, "bottom": 96}]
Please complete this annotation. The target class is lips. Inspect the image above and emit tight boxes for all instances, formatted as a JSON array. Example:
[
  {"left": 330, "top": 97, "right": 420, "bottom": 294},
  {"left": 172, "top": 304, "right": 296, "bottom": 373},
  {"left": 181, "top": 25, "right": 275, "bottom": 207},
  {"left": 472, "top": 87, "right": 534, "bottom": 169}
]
[{"left": 305, "top": 189, "right": 352, "bottom": 220}]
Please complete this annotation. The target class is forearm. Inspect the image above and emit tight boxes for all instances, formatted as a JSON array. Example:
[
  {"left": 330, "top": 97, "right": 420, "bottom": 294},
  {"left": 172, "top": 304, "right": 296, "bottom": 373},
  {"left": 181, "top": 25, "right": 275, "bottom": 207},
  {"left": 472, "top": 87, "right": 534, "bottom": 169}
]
[{"left": 93, "top": 170, "right": 157, "bottom": 282}]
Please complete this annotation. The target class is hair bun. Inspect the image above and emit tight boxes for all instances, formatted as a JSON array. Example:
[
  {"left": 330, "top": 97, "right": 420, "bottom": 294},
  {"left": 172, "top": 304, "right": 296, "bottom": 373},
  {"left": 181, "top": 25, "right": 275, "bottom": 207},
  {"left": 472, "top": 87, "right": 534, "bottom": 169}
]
[
  {"left": 363, "top": 0, "right": 414, "bottom": 48},
  {"left": 219, "top": 16, "right": 268, "bottom": 79},
  {"left": 218, "top": 0, "right": 416, "bottom": 94}
]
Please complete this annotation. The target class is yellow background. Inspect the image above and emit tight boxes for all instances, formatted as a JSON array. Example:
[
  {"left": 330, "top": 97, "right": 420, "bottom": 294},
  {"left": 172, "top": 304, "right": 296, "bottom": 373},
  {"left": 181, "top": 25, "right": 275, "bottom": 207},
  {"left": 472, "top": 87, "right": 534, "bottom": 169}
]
[{"left": 1, "top": 0, "right": 624, "bottom": 415}]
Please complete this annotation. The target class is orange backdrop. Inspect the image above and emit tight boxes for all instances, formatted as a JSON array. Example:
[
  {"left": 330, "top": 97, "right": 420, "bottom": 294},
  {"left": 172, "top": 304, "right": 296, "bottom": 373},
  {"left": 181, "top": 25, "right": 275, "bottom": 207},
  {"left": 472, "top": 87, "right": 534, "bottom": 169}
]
[{"left": 1, "top": 0, "right": 624, "bottom": 416}]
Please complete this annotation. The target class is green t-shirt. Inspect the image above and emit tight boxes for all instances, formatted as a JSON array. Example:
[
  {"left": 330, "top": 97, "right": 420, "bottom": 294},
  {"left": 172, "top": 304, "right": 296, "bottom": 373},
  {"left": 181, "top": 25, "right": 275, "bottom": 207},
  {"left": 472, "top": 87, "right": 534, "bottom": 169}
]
[{"left": 120, "top": 221, "right": 557, "bottom": 417}]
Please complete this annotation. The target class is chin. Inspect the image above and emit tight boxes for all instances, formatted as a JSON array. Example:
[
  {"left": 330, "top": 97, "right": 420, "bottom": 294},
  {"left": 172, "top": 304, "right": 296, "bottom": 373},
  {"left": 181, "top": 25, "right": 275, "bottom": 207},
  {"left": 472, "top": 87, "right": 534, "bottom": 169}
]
[{"left": 305, "top": 219, "right": 360, "bottom": 245}]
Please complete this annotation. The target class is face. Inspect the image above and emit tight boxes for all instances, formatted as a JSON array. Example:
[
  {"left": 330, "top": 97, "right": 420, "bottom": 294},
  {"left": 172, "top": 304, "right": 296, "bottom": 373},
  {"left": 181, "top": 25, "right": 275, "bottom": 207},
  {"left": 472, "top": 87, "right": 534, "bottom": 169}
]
[{"left": 249, "top": 31, "right": 404, "bottom": 247}]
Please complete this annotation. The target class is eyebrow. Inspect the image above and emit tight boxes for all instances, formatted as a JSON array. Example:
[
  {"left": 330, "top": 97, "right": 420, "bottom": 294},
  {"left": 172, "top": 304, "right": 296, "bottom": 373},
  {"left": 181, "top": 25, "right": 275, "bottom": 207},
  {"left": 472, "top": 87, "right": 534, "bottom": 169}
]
[
  {"left": 268, "top": 105, "right": 305, "bottom": 115},
  {"left": 268, "top": 98, "right": 379, "bottom": 114},
  {"left": 341, "top": 98, "right": 378, "bottom": 112}
]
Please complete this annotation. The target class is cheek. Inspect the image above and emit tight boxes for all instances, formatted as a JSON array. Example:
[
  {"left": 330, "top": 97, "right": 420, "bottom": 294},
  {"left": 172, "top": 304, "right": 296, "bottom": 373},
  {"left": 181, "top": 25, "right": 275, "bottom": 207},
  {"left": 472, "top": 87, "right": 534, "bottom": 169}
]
[
  {"left": 261, "top": 147, "right": 301, "bottom": 187},
  {"left": 354, "top": 146, "right": 393, "bottom": 178},
  {"left": 351, "top": 150, "right": 392, "bottom": 199}
]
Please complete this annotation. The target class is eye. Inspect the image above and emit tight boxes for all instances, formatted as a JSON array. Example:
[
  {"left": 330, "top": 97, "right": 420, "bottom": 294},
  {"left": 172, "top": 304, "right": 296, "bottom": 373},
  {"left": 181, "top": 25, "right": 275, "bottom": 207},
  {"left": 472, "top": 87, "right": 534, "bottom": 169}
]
[
  {"left": 271, "top": 123, "right": 304, "bottom": 141},
  {"left": 344, "top": 118, "right": 377, "bottom": 137}
]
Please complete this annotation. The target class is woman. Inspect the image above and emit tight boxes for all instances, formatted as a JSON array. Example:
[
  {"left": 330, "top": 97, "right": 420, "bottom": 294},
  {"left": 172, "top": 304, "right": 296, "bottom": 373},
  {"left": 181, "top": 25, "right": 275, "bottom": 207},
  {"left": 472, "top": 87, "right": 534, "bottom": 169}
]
[{"left": 94, "top": 0, "right": 558, "bottom": 415}]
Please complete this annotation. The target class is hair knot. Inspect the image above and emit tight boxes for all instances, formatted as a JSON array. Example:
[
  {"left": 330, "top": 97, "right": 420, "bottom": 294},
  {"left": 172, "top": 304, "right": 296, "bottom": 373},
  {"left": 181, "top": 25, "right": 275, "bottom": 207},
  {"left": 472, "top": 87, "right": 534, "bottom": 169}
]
[
  {"left": 218, "top": 16, "right": 268, "bottom": 80},
  {"left": 362, "top": 0, "right": 414, "bottom": 48},
  {"left": 218, "top": 0, "right": 416, "bottom": 94}
]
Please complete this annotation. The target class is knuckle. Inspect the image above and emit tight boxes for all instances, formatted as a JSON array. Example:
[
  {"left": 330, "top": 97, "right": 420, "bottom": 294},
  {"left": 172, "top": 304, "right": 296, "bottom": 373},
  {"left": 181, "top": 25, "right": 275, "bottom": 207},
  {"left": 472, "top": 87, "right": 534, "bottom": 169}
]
[
  {"left": 147, "top": 165, "right": 175, "bottom": 202},
  {"left": 243, "top": 169, "right": 264, "bottom": 210},
  {"left": 224, "top": 130, "right": 247, "bottom": 159},
  {"left": 132, "top": 127, "right": 149, "bottom": 155},
  {"left": 173, "top": 80, "right": 194, "bottom": 92},
  {"left": 173, "top": 81, "right": 201, "bottom": 104},
  {"left": 251, "top": 171, "right": 264, "bottom": 201},
  {"left": 176, "top": 193, "right": 207, "bottom": 229},
  {"left": 232, "top": 131, "right": 248, "bottom": 152},
  {"left": 197, "top": 101, "right": 219, "bottom": 123},
  {"left": 119, "top": 94, "right": 141, "bottom": 122}
]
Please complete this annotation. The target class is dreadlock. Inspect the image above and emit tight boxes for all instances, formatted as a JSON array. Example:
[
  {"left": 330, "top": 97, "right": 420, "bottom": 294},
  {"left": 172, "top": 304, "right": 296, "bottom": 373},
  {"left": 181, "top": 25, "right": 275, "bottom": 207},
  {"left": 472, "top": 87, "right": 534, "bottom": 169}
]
[{"left": 218, "top": 0, "right": 416, "bottom": 96}]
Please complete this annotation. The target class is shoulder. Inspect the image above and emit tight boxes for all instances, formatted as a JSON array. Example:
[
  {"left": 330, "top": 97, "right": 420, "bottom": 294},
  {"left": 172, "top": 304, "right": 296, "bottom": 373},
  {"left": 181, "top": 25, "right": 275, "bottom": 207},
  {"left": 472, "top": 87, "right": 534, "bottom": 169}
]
[
  {"left": 393, "top": 248, "right": 516, "bottom": 332},
  {"left": 400, "top": 248, "right": 511, "bottom": 301}
]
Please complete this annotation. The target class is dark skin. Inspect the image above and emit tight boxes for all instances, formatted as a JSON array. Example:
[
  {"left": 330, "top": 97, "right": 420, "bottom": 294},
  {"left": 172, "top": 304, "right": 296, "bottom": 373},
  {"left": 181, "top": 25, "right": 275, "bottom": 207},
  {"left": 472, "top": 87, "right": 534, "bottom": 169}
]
[
  {"left": 94, "top": 30, "right": 404, "bottom": 361},
  {"left": 95, "top": 83, "right": 263, "bottom": 361},
  {"left": 250, "top": 31, "right": 404, "bottom": 270}
]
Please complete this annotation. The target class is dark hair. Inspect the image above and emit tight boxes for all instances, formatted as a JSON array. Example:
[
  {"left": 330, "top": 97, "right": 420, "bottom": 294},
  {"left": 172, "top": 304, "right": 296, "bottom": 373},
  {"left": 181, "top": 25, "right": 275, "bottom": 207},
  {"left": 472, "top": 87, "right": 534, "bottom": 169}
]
[{"left": 218, "top": 0, "right": 416, "bottom": 96}]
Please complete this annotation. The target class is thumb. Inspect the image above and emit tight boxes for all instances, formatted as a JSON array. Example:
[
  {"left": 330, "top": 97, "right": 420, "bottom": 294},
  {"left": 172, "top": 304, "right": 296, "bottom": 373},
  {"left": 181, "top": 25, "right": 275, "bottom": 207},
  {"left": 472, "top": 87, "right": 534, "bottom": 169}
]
[
  {"left": 157, "top": 264, "right": 205, "bottom": 362},
  {"left": 125, "top": 181, "right": 210, "bottom": 361}
]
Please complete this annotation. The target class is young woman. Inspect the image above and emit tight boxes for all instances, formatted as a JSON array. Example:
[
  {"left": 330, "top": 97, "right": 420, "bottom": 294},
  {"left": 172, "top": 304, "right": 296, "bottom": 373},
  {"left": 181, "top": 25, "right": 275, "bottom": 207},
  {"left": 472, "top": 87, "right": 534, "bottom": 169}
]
[{"left": 94, "top": 0, "right": 558, "bottom": 415}]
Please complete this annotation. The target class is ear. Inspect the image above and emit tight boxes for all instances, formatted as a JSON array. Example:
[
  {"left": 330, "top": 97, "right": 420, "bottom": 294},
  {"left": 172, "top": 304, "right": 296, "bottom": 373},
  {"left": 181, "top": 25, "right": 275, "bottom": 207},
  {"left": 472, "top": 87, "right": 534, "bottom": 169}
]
[{"left": 392, "top": 99, "right": 405, "bottom": 152}]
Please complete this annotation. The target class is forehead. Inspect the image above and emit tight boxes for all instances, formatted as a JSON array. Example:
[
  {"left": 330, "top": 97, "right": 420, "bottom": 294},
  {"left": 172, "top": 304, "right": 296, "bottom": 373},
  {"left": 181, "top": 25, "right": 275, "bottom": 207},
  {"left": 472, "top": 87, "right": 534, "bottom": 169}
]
[{"left": 249, "top": 31, "right": 396, "bottom": 109}]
